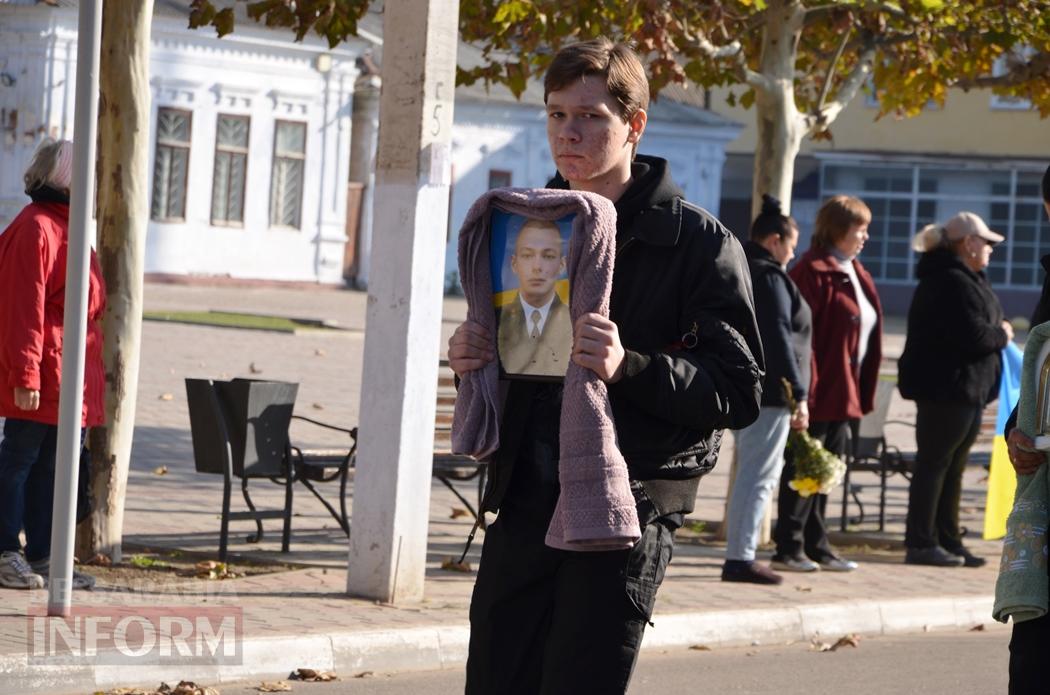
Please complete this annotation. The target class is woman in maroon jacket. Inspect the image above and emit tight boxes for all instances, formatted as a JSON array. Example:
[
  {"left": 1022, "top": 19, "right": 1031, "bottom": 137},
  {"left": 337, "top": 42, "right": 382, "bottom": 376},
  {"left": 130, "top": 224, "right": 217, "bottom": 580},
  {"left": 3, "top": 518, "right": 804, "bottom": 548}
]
[
  {"left": 0, "top": 139, "right": 104, "bottom": 590},
  {"left": 772, "top": 195, "right": 882, "bottom": 573}
]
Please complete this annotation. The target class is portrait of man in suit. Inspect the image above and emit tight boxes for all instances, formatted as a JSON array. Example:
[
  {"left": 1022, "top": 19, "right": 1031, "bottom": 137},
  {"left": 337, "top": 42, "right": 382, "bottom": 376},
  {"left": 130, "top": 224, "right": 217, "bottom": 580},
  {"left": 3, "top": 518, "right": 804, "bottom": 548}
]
[{"left": 497, "top": 218, "right": 573, "bottom": 378}]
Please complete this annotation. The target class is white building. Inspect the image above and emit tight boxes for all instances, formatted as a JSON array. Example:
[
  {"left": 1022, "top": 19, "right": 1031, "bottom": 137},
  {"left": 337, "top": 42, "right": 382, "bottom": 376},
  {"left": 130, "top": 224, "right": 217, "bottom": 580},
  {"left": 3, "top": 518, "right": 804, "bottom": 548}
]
[{"left": 1, "top": 1, "right": 741, "bottom": 288}]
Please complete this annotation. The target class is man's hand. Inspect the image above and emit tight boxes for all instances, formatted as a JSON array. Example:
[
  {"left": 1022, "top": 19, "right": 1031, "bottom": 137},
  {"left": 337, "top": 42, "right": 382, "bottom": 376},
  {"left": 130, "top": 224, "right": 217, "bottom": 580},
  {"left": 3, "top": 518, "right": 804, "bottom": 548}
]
[
  {"left": 14, "top": 387, "right": 40, "bottom": 411},
  {"left": 790, "top": 400, "right": 809, "bottom": 431},
  {"left": 1007, "top": 428, "right": 1045, "bottom": 476},
  {"left": 572, "top": 313, "right": 626, "bottom": 383},
  {"left": 447, "top": 320, "right": 494, "bottom": 378}
]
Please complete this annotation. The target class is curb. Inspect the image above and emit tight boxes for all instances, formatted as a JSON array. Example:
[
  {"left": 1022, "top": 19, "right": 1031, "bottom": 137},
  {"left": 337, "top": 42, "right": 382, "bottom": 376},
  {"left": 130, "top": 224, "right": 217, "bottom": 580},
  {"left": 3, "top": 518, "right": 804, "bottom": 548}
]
[{"left": 4, "top": 594, "right": 997, "bottom": 693}]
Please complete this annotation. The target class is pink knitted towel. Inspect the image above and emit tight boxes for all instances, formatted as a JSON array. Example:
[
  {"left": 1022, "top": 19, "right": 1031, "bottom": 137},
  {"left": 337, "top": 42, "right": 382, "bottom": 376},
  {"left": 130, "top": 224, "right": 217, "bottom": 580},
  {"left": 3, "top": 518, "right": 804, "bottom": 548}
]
[{"left": 451, "top": 188, "right": 641, "bottom": 552}]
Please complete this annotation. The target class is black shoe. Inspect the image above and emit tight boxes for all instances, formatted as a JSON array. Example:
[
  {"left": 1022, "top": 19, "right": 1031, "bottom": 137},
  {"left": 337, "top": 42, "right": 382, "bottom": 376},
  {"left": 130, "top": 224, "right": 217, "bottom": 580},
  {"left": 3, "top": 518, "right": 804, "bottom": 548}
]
[
  {"left": 721, "top": 560, "right": 784, "bottom": 585},
  {"left": 905, "top": 546, "right": 965, "bottom": 567},
  {"left": 945, "top": 546, "right": 988, "bottom": 568}
]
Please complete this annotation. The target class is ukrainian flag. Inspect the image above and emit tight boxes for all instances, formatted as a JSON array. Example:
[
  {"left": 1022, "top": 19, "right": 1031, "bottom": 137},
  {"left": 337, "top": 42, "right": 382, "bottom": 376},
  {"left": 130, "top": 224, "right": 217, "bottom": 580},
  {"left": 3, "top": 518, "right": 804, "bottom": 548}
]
[{"left": 983, "top": 341, "right": 1023, "bottom": 540}]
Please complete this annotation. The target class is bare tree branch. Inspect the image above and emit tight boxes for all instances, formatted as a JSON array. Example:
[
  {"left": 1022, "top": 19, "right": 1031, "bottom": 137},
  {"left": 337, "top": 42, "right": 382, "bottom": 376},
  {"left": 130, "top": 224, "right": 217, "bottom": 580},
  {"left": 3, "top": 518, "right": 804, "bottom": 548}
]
[
  {"left": 805, "top": 37, "right": 876, "bottom": 135},
  {"left": 816, "top": 25, "right": 851, "bottom": 113},
  {"left": 688, "top": 33, "right": 773, "bottom": 91}
]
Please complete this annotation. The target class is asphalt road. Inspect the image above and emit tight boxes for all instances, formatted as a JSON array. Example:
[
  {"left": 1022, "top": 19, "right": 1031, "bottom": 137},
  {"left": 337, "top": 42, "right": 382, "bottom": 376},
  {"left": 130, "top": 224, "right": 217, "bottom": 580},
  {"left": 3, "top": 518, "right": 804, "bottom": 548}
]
[{"left": 191, "top": 626, "right": 1011, "bottom": 695}]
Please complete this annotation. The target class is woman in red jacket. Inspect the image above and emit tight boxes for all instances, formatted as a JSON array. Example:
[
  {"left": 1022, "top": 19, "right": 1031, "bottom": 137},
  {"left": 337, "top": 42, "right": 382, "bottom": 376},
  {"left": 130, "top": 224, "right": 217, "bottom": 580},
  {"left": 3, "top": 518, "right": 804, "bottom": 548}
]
[
  {"left": 772, "top": 195, "right": 882, "bottom": 573},
  {"left": 0, "top": 139, "right": 104, "bottom": 590}
]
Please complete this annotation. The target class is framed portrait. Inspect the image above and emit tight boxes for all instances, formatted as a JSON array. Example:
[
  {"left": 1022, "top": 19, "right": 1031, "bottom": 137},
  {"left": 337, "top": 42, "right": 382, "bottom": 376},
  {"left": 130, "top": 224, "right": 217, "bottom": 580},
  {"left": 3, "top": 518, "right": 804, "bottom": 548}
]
[{"left": 489, "top": 209, "right": 575, "bottom": 381}]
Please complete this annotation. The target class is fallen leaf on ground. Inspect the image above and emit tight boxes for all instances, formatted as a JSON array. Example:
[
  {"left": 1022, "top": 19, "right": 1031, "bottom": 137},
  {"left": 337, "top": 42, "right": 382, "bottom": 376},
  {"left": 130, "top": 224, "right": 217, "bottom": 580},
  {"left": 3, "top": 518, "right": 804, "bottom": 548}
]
[
  {"left": 353, "top": 671, "right": 374, "bottom": 679},
  {"left": 810, "top": 637, "right": 832, "bottom": 652},
  {"left": 255, "top": 682, "right": 291, "bottom": 692},
  {"left": 194, "top": 560, "right": 236, "bottom": 580},
  {"left": 688, "top": 644, "right": 711, "bottom": 651},
  {"left": 289, "top": 668, "right": 337, "bottom": 682},
  {"left": 828, "top": 634, "right": 860, "bottom": 651},
  {"left": 249, "top": 362, "right": 263, "bottom": 374},
  {"left": 450, "top": 508, "right": 470, "bottom": 519},
  {"left": 970, "top": 624, "right": 986, "bottom": 631},
  {"left": 794, "top": 585, "right": 812, "bottom": 592},
  {"left": 84, "top": 553, "right": 113, "bottom": 567},
  {"left": 153, "top": 466, "right": 168, "bottom": 476},
  {"left": 180, "top": 683, "right": 220, "bottom": 695},
  {"left": 440, "top": 557, "right": 472, "bottom": 573},
  {"left": 109, "top": 681, "right": 218, "bottom": 695},
  {"left": 311, "top": 403, "right": 325, "bottom": 410},
  {"left": 158, "top": 393, "right": 174, "bottom": 401},
  {"left": 314, "top": 348, "right": 327, "bottom": 357}
]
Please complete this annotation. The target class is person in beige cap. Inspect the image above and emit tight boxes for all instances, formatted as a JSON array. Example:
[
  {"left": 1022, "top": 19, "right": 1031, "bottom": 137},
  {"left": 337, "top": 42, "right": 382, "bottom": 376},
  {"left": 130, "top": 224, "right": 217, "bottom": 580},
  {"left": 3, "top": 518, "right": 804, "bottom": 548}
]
[{"left": 898, "top": 211, "right": 1012, "bottom": 567}]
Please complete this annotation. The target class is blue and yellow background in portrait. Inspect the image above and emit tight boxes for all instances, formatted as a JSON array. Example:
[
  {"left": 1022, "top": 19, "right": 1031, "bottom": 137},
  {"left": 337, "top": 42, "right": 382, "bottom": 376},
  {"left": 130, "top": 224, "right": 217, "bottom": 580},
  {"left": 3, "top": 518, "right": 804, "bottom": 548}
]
[{"left": 489, "top": 210, "right": 574, "bottom": 308}]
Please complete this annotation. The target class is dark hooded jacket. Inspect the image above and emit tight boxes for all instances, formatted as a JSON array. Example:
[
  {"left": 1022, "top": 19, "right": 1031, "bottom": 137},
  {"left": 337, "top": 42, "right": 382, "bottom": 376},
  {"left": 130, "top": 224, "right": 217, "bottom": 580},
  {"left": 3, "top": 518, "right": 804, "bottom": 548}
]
[
  {"left": 744, "top": 240, "right": 811, "bottom": 408},
  {"left": 482, "top": 155, "right": 763, "bottom": 518},
  {"left": 898, "top": 247, "right": 1007, "bottom": 406}
]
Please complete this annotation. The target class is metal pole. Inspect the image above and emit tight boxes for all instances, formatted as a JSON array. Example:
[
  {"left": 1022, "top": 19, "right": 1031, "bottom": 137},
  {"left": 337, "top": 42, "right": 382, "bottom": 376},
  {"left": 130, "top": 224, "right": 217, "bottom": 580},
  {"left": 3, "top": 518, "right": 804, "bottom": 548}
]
[{"left": 47, "top": 0, "right": 102, "bottom": 617}]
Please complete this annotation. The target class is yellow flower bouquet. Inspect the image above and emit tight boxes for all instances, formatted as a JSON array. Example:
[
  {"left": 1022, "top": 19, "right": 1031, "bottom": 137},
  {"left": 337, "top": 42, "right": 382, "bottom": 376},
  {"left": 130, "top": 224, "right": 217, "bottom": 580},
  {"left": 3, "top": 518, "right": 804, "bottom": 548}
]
[{"left": 782, "top": 379, "right": 847, "bottom": 498}]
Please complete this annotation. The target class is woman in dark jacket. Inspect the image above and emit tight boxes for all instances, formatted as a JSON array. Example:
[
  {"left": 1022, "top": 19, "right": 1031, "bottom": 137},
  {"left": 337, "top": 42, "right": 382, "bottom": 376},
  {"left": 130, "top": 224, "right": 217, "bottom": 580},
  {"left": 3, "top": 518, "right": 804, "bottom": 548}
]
[
  {"left": 773, "top": 195, "right": 881, "bottom": 573},
  {"left": 898, "top": 212, "right": 1012, "bottom": 568}
]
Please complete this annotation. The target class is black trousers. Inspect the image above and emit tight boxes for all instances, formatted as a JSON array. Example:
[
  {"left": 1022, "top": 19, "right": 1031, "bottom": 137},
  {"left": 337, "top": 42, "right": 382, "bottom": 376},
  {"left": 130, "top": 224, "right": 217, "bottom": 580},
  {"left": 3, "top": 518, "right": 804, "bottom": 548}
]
[
  {"left": 904, "top": 401, "right": 982, "bottom": 550},
  {"left": 465, "top": 501, "right": 676, "bottom": 695},
  {"left": 773, "top": 419, "right": 852, "bottom": 561},
  {"left": 1010, "top": 612, "right": 1050, "bottom": 694}
]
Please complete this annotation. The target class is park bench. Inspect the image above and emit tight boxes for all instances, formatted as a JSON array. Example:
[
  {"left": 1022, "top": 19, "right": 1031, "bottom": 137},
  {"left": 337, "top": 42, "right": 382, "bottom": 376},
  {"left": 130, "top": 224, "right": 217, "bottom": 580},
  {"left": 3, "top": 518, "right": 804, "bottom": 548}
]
[
  {"left": 839, "top": 378, "right": 914, "bottom": 532},
  {"left": 291, "top": 362, "right": 486, "bottom": 531},
  {"left": 185, "top": 363, "right": 485, "bottom": 561}
]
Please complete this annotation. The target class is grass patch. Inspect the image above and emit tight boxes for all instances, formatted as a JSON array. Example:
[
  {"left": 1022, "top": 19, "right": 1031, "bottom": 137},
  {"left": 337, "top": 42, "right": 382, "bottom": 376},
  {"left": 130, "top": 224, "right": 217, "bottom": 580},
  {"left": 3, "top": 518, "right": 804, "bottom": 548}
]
[
  {"left": 128, "top": 554, "right": 169, "bottom": 569},
  {"left": 684, "top": 519, "right": 707, "bottom": 534},
  {"left": 144, "top": 310, "right": 332, "bottom": 333}
]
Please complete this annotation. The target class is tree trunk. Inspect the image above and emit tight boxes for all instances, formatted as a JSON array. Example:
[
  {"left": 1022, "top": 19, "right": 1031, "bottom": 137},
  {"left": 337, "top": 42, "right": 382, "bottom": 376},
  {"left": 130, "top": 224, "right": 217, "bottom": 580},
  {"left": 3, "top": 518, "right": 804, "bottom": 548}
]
[
  {"left": 75, "top": 0, "right": 154, "bottom": 564},
  {"left": 750, "top": 0, "right": 805, "bottom": 219}
]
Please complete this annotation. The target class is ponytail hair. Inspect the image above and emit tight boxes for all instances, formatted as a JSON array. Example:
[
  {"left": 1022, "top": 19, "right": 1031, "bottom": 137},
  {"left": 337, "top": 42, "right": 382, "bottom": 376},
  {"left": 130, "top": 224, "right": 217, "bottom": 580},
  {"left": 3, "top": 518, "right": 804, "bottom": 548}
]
[
  {"left": 750, "top": 194, "right": 797, "bottom": 241},
  {"left": 911, "top": 223, "right": 949, "bottom": 253}
]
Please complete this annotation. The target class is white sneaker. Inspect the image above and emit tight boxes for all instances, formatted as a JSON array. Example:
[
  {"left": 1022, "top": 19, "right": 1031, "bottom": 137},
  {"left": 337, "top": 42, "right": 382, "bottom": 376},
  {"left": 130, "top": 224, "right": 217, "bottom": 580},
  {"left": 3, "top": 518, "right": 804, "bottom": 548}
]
[
  {"left": 770, "top": 554, "right": 821, "bottom": 572},
  {"left": 0, "top": 551, "right": 45, "bottom": 589},
  {"left": 818, "top": 555, "right": 859, "bottom": 572},
  {"left": 29, "top": 557, "right": 96, "bottom": 590}
]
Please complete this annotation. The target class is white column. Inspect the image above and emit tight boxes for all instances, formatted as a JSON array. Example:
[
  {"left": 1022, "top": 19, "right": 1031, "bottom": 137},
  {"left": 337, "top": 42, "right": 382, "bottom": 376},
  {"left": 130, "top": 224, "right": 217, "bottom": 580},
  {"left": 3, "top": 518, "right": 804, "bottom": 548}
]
[{"left": 346, "top": 0, "right": 458, "bottom": 603}]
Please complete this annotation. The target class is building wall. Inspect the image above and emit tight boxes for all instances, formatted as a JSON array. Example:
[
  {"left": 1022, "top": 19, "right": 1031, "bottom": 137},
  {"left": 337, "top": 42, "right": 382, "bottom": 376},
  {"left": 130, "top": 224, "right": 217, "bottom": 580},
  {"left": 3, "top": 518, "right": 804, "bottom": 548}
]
[
  {"left": 144, "top": 19, "right": 360, "bottom": 283},
  {"left": 0, "top": 7, "right": 364, "bottom": 285},
  {"left": 0, "top": 9, "right": 78, "bottom": 224},
  {"left": 712, "top": 86, "right": 1048, "bottom": 158}
]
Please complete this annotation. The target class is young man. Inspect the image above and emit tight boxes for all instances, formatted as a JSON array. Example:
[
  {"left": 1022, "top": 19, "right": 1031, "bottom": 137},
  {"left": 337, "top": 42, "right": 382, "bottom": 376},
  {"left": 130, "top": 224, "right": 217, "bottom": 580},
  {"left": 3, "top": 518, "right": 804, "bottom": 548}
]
[
  {"left": 448, "top": 38, "right": 763, "bottom": 694},
  {"left": 497, "top": 219, "right": 572, "bottom": 376}
]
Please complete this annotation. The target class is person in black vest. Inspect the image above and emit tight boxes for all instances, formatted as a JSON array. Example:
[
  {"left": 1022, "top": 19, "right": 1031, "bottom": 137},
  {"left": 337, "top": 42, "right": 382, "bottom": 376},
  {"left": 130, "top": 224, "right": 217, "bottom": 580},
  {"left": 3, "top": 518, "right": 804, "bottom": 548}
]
[
  {"left": 722, "top": 195, "right": 811, "bottom": 585},
  {"left": 898, "top": 212, "right": 1012, "bottom": 567}
]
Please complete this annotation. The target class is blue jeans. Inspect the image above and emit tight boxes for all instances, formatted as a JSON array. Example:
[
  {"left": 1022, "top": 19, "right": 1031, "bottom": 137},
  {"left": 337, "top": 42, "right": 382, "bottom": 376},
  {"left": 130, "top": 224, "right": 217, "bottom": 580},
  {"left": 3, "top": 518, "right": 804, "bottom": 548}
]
[
  {"left": 726, "top": 407, "right": 791, "bottom": 562},
  {"left": 0, "top": 418, "right": 81, "bottom": 562}
]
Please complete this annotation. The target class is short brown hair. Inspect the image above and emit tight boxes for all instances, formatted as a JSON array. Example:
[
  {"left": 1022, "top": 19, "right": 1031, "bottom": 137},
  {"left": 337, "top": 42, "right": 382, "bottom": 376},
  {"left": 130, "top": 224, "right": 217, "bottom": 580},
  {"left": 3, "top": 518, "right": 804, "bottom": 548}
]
[
  {"left": 543, "top": 38, "right": 649, "bottom": 123},
  {"left": 812, "top": 195, "right": 872, "bottom": 249}
]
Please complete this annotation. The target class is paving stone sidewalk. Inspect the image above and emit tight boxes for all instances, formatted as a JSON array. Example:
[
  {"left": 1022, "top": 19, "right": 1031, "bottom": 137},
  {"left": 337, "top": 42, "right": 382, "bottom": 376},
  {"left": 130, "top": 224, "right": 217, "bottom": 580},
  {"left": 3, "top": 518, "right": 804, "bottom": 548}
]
[{"left": 0, "top": 283, "right": 1010, "bottom": 694}]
